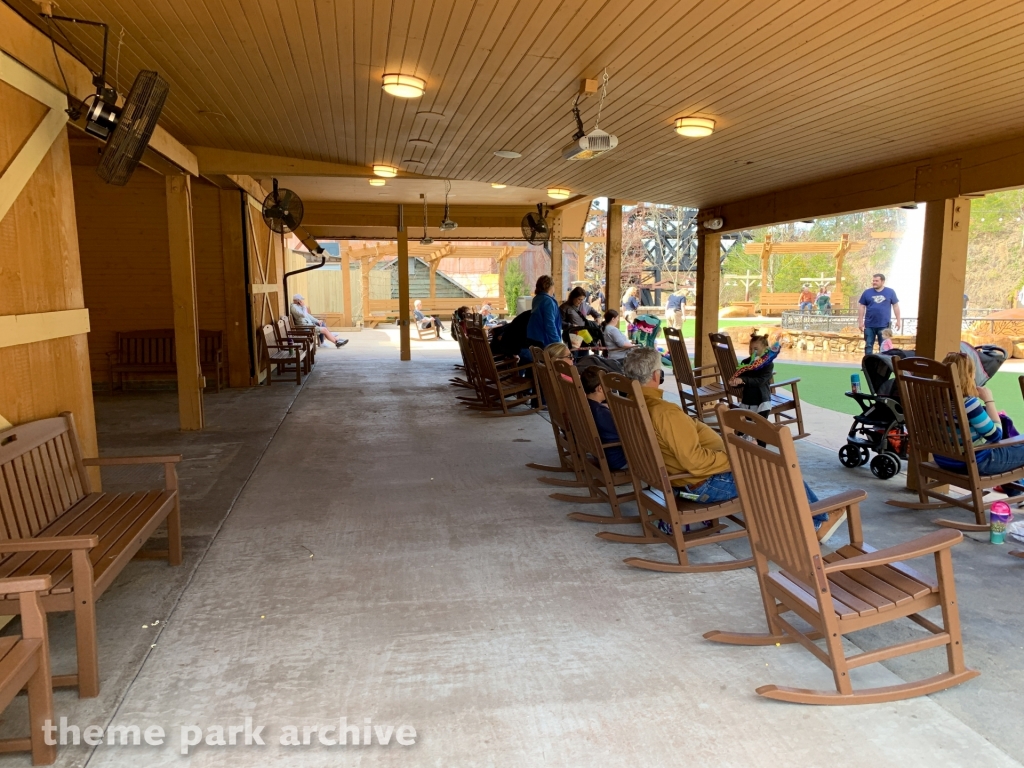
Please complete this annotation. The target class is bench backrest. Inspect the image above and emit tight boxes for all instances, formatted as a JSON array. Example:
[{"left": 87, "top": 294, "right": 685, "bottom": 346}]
[
  {"left": 366, "top": 297, "right": 500, "bottom": 316},
  {"left": 0, "top": 413, "right": 90, "bottom": 539},
  {"left": 115, "top": 330, "right": 222, "bottom": 364}
]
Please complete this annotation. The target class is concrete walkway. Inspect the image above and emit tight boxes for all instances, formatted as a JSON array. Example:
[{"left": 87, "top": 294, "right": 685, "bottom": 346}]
[{"left": 16, "top": 330, "right": 1024, "bottom": 767}]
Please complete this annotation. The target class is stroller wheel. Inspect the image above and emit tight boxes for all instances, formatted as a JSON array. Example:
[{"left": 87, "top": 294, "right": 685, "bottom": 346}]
[
  {"left": 860, "top": 446, "right": 870, "bottom": 464},
  {"left": 838, "top": 445, "right": 864, "bottom": 468},
  {"left": 870, "top": 452, "right": 901, "bottom": 480}
]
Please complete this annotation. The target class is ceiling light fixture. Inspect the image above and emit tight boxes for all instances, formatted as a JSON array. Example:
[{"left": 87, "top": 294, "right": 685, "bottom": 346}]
[
  {"left": 491, "top": 183, "right": 507, "bottom": 189},
  {"left": 369, "top": 178, "right": 386, "bottom": 186},
  {"left": 373, "top": 164, "right": 398, "bottom": 178},
  {"left": 494, "top": 150, "right": 522, "bottom": 159},
  {"left": 382, "top": 74, "right": 425, "bottom": 98},
  {"left": 674, "top": 117, "right": 716, "bottom": 137},
  {"left": 547, "top": 188, "right": 571, "bottom": 200}
]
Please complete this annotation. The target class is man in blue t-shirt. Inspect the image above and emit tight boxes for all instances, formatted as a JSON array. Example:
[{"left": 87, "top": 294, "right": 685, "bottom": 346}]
[{"left": 858, "top": 273, "right": 901, "bottom": 353}]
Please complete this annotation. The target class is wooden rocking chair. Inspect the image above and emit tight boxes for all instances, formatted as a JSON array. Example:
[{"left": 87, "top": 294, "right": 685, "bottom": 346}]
[
  {"left": 664, "top": 327, "right": 724, "bottom": 421},
  {"left": 464, "top": 327, "right": 537, "bottom": 416},
  {"left": 709, "top": 332, "right": 808, "bottom": 439},
  {"left": 550, "top": 359, "right": 638, "bottom": 524},
  {"left": 888, "top": 357, "right": 1024, "bottom": 532},
  {"left": 594, "top": 372, "right": 752, "bottom": 573},
  {"left": 527, "top": 346, "right": 588, "bottom": 487},
  {"left": 706, "top": 406, "right": 978, "bottom": 705}
]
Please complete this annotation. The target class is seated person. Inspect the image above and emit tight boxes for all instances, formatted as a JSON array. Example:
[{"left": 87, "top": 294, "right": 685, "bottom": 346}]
[
  {"left": 935, "top": 352, "right": 1024, "bottom": 497},
  {"left": 600, "top": 310, "right": 634, "bottom": 360},
  {"left": 728, "top": 330, "right": 781, "bottom": 419},
  {"left": 544, "top": 342, "right": 575, "bottom": 381},
  {"left": 290, "top": 294, "right": 348, "bottom": 348},
  {"left": 560, "top": 287, "right": 603, "bottom": 348},
  {"left": 621, "top": 348, "right": 837, "bottom": 538},
  {"left": 413, "top": 300, "right": 444, "bottom": 332},
  {"left": 580, "top": 367, "right": 627, "bottom": 471}
]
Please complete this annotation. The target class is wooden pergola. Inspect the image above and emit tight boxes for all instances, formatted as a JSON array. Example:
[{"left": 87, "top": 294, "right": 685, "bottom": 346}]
[{"left": 742, "top": 233, "right": 865, "bottom": 305}]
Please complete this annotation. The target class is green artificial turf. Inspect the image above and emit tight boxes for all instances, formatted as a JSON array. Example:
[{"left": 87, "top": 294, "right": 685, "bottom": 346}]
[{"left": 774, "top": 362, "right": 1024, "bottom": 426}]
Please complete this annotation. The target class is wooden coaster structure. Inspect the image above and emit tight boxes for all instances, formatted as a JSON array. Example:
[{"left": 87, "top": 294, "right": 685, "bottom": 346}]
[{"left": 707, "top": 406, "right": 978, "bottom": 705}]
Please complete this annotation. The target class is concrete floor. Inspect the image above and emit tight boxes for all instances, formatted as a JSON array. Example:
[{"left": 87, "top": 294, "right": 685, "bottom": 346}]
[{"left": 4, "top": 329, "right": 1023, "bottom": 767}]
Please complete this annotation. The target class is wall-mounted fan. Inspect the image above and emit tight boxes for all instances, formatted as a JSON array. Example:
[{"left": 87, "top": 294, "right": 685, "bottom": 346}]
[
  {"left": 41, "top": 11, "right": 169, "bottom": 186},
  {"left": 521, "top": 204, "right": 549, "bottom": 244},
  {"left": 262, "top": 179, "right": 305, "bottom": 233}
]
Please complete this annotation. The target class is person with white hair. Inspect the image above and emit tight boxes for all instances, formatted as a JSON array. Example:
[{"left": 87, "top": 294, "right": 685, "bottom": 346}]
[
  {"left": 413, "top": 300, "right": 445, "bottom": 333},
  {"left": 620, "top": 347, "right": 841, "bottom": 540},
  {"left": 290, "top": 294, "right": 348, "bottom": 347}
]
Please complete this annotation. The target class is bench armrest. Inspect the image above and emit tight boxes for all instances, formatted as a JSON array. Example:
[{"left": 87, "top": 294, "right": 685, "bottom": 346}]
[
  {"left": 84, "top": 455, "right": 182, "bottom": 466},
  {"left": 0, "top": 575, "right": 52, "bottom": 593},
  {"left": 0, "top": 535, "right": 98, "bottom": 552},
  {"left": 823, "top": 529, "right": 961, "bottom": 574}
]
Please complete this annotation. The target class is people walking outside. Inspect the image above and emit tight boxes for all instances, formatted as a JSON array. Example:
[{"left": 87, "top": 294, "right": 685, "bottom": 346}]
[
  {"left": 858, "top": 273, "right": 901, "bottom": 354},
  {"left": 799, "top": 284, "right": 815, "bottom": 314},
  {"left": 666, "top": 290, "right": 686, "bottom": 328},
  {"left": 621, "top": 286, "right": 640, "bottom": 325}
]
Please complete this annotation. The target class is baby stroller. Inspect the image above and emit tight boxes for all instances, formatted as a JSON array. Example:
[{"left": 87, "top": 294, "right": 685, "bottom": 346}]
[
  {"left": 839, "top": 354, "right": 908, "bottom": 479},
  {"left": 629, "top": 314, "right": 662, "bottom": 347},
  {"left": 838, "top": 342, "right": 1009, "bottom": 480}
]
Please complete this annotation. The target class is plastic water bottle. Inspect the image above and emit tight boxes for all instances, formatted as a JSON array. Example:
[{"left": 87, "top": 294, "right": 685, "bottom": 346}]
[{"left": 850, "top": 373, "right": 861, "bottom": 393}]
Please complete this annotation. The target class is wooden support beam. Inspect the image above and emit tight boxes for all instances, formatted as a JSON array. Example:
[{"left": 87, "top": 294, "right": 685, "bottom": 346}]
[
  {"left": 429, "top": 260, "right": 438, "bottom": 299},
  {"left": 916, "top": 198, "right": 970, "bottom": 361},
  {"left": 0, "top": 309, "right": 90, "bottom": 348},
  {"left": 341, "top": 249, "right": 353, "bottom": 327},
  {"left": 832, "top": 233, "right": 851, "bottom": 304},
  {"left": 695, "top": 230, "right": 722, "bottom": 369},
  {"left": 759, "top": 234, "right": 773, "bottom": 294},
  {"left": 191, "top": 147, "right": 424, "bottom": 179},
  {"left": 166, "top": 175, "right": 204, "bottom": 430},
  {"left": 550, "top": 209, "right": 564, "bottom": 300},
  {"left": 605, "top": 200, "right": 623, "bottom": 313},
  {"left": 220, "top": 189, "right": 250, "bottom": 387},
  {"left": 397, "top": 207, "right": 411, "bottom": 361}
]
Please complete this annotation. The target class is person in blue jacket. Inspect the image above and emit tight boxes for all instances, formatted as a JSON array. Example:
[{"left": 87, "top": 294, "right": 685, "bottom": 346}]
[{"left": 526, "top": 275, "right": 562, "bottom": 348}]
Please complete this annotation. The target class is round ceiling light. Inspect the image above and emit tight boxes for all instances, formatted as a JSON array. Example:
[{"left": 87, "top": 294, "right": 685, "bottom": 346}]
[
  {"left": 547, "top": 188, "right": 571, "bottom": 200},
  {"left": 373, "top": 164, "right": 399, "bottom": 178},
  {"left": 369, "top": 178, "right": 386, "bottom": 186},
  {"left": 382, "top": 74, "right": 425, "bottom": 98},
  {"left": 494, "top": 150, "right": 522, "bottom": 159},
  {"left": 674, "top": 117, "right": 716, "bottom": 137},
  {"left": 491, "top": 183, "right": 507, "bottom": 189}
]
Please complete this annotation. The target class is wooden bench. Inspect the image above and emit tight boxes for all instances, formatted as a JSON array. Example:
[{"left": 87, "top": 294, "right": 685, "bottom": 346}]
[
  {"left": 757, "top": 292, "right": 801, "bottom": 316},
  {"left": 0, "top": 575, "right": 56, "bottom": 764},
  {"left": 261, "top": 324, "right": 306, "bottom": 384},
  {"left": 0, "top": 413, "right": 182, "bottom": 698},
  {"left": 107, "top": 329, "right": 224, "bottom": 393},
  {"left": 364, "top": 297, "right": 504, "bottom": 328}
]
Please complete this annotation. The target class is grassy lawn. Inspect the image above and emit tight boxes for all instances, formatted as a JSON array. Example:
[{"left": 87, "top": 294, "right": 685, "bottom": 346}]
[
  {"left": 619, "top": 317, "right": 778, "bottom": 337},
  {"left": 774, "top": 362, "right": 1024, "bottom": 426}
]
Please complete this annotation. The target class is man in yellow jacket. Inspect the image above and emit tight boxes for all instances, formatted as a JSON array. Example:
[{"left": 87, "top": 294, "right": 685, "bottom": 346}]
[{"left": 621, "top": 349, "right": 836, "bottom": 536}]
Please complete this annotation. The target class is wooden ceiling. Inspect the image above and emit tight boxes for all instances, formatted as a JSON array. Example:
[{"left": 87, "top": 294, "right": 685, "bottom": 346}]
[{"left": 10, "top": 0, "right": 1024, "bottom": 208}]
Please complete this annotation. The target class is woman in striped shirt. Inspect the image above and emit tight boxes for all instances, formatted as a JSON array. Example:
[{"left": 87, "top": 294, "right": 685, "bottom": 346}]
[{"left": 935, "top": 352, "right": 1024, "bottom": 496}]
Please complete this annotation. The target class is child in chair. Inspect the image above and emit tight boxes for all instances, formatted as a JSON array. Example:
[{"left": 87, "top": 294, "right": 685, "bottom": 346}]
[{"left": 728, "top": 330, "right": 782, "bottom": 418}]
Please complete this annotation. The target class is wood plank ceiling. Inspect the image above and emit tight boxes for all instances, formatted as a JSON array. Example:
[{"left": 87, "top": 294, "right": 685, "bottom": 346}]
[{"left": 10, "top": 0, "right": 1024, "bottom": 207}]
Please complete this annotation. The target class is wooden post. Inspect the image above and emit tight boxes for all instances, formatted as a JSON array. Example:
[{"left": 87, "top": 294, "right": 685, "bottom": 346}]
[
  {"left": 575, "top": 242, "right": 585, "bottom": 282},
  {"left": 220, "top": 189, "right": 249, "bottom": 388},
  {"left": 429, "top": 261, "right": 438, "bottom": 299},
  {"left": 550, "top": 209, "right": 564, "bottom": 300},
  {"left": 397, "top": 206, "right": 411, "bottom": 361},
  {"left": 759, "top": 233, "right": 774, "bottom": 295},
  {"left": 165, "top": 174, "right": 204, "bottom": 430},
  {"left": 833, "top": 233, "right": 850, "bottom": 302},
  {"left": 695, "top": 229, "right": 722, "bottom": 368},
  {"left": 360, "top": 254, "right": 371, "bottom": 328},
  {"left": 605, "top": 200, "right": 623, "bottom": 313},
  {"left": 341, "top": 248, "right": 352, "bottom": 327},
  {"left": 916, "top": 198, "right": 970, "bottom": 360}
]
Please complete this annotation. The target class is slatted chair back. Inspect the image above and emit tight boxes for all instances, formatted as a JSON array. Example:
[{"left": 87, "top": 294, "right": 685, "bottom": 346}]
[
  {"left": 0, "top": 414, "right": 90, "bottom": 540},
  {"left": 530, "top": 347, "right": 570, "bottom": 432},
  {"left": 664, "top": 327, "right": 698, "bottom": 390},
  {"left": 894, "top": 357, "right": 975, "bottom": 466},
  {"left": 717, "top": 406, "right": 822, "bottom": 591},
  {"left": 274, "top": 318, "right": 293, "bottom": 346},
  {"left": 709, "top": 332, "right": 741, "bottom": 404},
  {"left": 553, "top": 359, "right": 605, "bottom": 460},
  {"left": 599, "top": 372, "right": 672, "bottom": 494},
  {"left": 467, "top": 326, "right": 501, "bottom": 385},
  {"left": 115, "top": 330, "right": 175, "bottom": 365}
]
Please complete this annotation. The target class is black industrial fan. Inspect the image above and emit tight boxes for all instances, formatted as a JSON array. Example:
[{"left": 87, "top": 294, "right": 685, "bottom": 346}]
[
  {"left": 262, "top": 179, "right": 305, "bottom": 234},
  {"left": 521, "top": 204, "right": 549, "bottom": 244},
  {"left": 40, "top": 12, "right": 169, "bottom": 186}
]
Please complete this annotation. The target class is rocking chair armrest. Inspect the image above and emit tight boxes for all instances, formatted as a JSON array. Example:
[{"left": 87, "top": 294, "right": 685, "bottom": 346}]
[
  {"left": 666, "top": 472, "right": 700, "bottom": 483},
  {"left": 986, "top": 434, "right": 1024, "bottom": 450},
  {"left": 693, "top": 364, "right": 719, "bottom": 373},
  {"left": 823, "top": 529, "right": 962, "bottom": 573},
  {"left": 770, "top": 377, "right": 801, "bottom": 388},
  {"left": 809, "top": 488, "right": 867, "bottom": 516},
  {"left": 599, "top": 441, "right": 622, "bottom": 449},
  {"left": 0, "top": 575, "right": 52, "bottom": 594}
]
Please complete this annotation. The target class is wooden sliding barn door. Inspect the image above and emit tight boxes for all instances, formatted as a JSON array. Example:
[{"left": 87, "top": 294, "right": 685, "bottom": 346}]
[{"left": 243, "top": 195, "right": 284, "bottom": 383}]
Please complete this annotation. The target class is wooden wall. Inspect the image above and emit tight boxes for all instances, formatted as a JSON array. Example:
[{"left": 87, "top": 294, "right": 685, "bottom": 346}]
[
  {"left": 0, "top": 81, "right": 98, "bottom": 467},
  {"left": 72, "top": 154, "right": 240, "bottom": 387}
]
